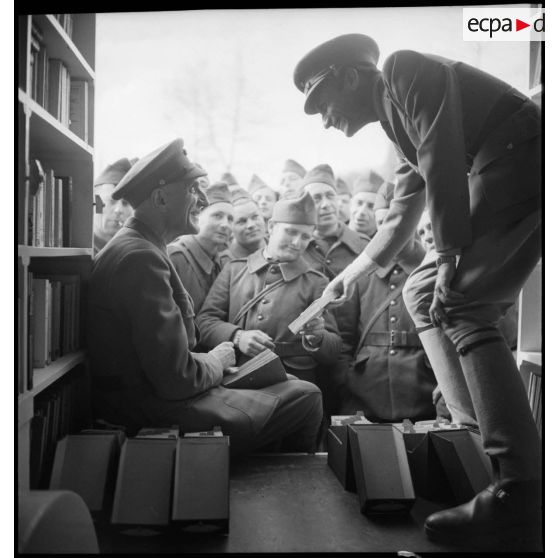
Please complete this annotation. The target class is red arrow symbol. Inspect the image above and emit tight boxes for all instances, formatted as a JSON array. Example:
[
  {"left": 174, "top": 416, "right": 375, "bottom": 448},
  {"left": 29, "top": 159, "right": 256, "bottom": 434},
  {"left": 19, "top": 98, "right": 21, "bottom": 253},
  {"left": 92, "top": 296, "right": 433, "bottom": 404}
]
[{"left": 516, "top": 18, "right": 530, "bottom": 31}]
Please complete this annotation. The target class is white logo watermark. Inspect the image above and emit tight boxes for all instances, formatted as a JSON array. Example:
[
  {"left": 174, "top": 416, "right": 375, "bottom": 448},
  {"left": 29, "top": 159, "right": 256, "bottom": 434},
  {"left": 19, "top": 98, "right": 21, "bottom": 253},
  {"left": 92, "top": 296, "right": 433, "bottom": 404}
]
[{"left": 463, "top": 8, "right": 544, "bottom": 41}]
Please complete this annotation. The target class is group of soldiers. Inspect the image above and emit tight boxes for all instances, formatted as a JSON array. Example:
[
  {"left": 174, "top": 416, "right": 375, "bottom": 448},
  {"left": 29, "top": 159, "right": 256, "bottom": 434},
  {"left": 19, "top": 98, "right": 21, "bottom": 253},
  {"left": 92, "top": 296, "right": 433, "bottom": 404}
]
[
  {"left": 92, "top": 146, "right": 444, "bottom": 438},
  {"left": 87, "top": 33, "right": 541, "bottom": 547}
]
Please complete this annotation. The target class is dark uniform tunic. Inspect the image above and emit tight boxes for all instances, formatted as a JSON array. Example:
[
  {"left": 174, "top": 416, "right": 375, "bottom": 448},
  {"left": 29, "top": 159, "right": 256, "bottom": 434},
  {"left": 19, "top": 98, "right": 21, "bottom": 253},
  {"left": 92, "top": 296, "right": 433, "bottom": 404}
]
[
  {"left": 87, "top": 217, "right": 322, "bottom": 454},
  {"left": 217, "top": 239, "right": 266, "bottom": 268},
  {"left": 167, "top": 235, "right": 223, "bottom": 314},
  {"left": 196, "top": 249, "right": 342, "bottom": 384},
  {"left": 339, "top": 238, "right": 436, "bottom": 422}
]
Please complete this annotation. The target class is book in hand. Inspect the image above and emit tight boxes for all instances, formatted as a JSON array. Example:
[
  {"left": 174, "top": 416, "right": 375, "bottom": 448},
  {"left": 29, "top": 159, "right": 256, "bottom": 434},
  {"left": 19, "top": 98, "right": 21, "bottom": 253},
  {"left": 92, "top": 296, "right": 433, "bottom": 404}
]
[
  {"left": 222, "top": 349, "right": 287, "bottom": 389},
  {"left": 287, "top": 289, "right": 338, "bottom": 334}
]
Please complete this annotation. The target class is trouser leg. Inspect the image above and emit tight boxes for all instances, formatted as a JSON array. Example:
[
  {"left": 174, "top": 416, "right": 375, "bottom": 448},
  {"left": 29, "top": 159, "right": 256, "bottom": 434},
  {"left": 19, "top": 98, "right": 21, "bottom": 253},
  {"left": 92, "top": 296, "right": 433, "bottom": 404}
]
[
  {"left": 456, "top": 335, "right": 541, "bottom": 482},
  {"left": 250, "top": 380, "right": 323, "bottom": 455},
  {"left": 417, "top": 328, "right": 477, "bottom": 426}
]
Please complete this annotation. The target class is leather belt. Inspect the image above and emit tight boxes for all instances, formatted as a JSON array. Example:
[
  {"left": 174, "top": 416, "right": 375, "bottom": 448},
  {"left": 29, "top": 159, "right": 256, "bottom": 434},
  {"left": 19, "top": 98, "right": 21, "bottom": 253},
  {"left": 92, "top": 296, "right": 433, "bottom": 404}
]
[
  {"left": 363, "top": 330, "right": 421, "bottom": 348},
  {"left": 469, "top": 87, "right": 529, "bottom": 159},
  {"left": 273, "top": 341, "right": 311, "bottom": 358}
]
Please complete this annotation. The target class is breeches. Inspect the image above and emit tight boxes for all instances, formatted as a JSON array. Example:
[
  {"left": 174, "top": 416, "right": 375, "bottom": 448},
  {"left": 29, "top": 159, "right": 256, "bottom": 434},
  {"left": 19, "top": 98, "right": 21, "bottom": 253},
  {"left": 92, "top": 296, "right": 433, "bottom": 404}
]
[{"left": 403, "top": 209, "right": 541, "bottom": 352}]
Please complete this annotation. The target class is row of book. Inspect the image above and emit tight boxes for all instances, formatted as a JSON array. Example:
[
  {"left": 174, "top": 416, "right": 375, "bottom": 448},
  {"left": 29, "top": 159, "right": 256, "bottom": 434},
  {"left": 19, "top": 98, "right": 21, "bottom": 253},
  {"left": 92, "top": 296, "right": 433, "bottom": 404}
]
[
  {"left": 30, "top": 366, "right": 89, "bottom": 488},
  {"left": 30, "top": 21, "right": 90, "bottom": 142},
  {"left": 22, "top": 272, "right": 81, "bottom": 394},
  {"left": 27, "top": 160, "right": 73, "bottom": 247},
  {"left": 527, "top": 372, "right": 542, "bottom": 436}
]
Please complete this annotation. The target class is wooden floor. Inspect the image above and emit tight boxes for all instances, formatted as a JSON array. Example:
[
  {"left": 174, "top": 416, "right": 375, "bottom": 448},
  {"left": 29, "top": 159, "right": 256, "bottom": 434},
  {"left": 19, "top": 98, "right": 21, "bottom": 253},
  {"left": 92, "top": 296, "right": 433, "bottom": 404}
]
[{"left": 95, "top": 453, "right": 543, "bottom": 554}]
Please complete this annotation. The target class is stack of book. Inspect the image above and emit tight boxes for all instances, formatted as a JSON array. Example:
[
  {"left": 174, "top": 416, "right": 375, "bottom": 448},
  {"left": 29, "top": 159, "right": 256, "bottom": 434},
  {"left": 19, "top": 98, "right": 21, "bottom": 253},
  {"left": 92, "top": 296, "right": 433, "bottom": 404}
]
[
  {"left": 27, "top": 160, "right": 73, "bottom": 248},
  {"left": 28, "top": 20, "right": 90, "bottom": 142}
]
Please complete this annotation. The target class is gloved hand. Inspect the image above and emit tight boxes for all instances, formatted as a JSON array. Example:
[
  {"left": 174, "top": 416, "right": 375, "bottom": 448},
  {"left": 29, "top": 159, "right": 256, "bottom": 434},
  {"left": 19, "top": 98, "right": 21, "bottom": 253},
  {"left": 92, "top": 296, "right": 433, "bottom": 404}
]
[{"left": 323, "top": 251, "right": 376, "bottom": 306}]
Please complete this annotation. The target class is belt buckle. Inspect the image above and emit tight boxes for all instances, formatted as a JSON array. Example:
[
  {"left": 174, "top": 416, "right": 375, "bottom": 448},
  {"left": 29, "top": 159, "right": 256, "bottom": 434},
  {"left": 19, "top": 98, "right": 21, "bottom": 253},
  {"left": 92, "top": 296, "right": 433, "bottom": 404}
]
[{"left": 390, "top": 330, "right": 396, "bottom": 347}]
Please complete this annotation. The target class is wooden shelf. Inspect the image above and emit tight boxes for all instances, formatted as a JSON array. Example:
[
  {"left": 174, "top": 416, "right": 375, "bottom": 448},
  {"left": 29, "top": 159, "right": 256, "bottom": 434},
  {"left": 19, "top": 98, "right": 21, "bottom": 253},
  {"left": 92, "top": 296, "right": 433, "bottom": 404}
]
[
  {"left": 33, "top": 14, "right": 95, "bottom": 81},
  {"left": 18, "top": 245, "right": 93, "bottom": 260},
  {"left": 19, "top": 89, "right": 93, "bottom": 158},
  {"left": 28, "top": 351, "right": 86, "bottom": 397}
]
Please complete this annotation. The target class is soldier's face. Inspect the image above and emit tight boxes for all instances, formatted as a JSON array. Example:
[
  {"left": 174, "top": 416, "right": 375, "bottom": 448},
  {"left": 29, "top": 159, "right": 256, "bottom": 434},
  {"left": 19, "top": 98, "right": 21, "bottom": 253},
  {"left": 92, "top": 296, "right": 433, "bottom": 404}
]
[
  {"left": 304, "top": 183, "right": 339, "bottom": 228},
  {"left": 94, "top": 183, "right": 133, "bottom": 237},
  {"left": 311, "top": 75, "right": 368, "bottom": 138},
  {"left": 267, "top": 221, "right": 314, "bottom": 262},
  {"left": 198, "top": 202, "right": 234, "bottom": 247},
  {"left": 252, "top": 187, "right": 277, "bottom": 220},
  {"left": 165, "top": 178, "right": 207, "bottom": 236},
  {"left": 417, "top": 211, "right": 435, "bottom": 252},
  {"left": 232, "top": 201, "right": 265, "bottom": 246},
  {"left": 349, "top": 192, "right": 377, "bottom": 237},
  {"left": 337, "top": 194, "right": 352, "bottom": 222},
  {"left": 279, "top": 172, "right": 302, "bottom": 197}
]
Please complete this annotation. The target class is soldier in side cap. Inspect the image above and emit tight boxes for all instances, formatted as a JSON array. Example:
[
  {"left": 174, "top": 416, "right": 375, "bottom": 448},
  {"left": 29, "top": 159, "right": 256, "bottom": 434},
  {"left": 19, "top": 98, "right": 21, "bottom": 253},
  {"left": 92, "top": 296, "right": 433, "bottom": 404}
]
[
  {"left": 338, "top": 184, "right": 435, "bottom": 423},
  {"left": 168, "top": 181, "right": 233, "bottom": 314},
  {"left": 218, "top": 188, "right": 267, "bottom": 268},
  {"left": 348, "top": 173, "right": 383, "bottom": 239},
  {"left": 87, "top": 139, "right": 323, "bottom": 456},
  {"left": 248, "top": 173, "right": 279, "bottom": 223},
  {"left": 278, "top": 158, "right": 306, "bottom": 199},
  {"left": 294, "top": 34, "right": 541, "bottom": 543},
  {"left": 335, "top": 177, "right": 351, "bottom": 224},
  {"left": 197, "top": 192, "right": 343, "bottom": 449},
  {"left": 93, "top": 157, "right": 137, "bottom": 254}
]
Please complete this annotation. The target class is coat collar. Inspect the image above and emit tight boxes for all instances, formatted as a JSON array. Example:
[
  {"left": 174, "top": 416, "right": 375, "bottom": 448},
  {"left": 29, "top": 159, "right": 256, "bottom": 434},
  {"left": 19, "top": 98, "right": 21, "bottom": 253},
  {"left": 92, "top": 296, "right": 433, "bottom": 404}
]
[
  {"left": 171, "top": 235, "right": 216, "bottom": 274},
  {"left": 247, "top": 248, "right": 311, "bottom": 282},
  {"left": 124, "top": 217, "right": 167, "bottom": 252},
  {"left": 337, "top": 222, "right": 369, "bottom": 254}
]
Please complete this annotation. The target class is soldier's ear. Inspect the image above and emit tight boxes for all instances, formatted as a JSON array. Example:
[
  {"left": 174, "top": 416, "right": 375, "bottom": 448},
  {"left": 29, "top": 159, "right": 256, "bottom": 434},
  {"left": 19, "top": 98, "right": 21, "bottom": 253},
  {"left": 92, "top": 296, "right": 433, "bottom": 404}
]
[
  {"left": 343, "top": 67, "right": 360, "bottom": 91},
  {"left": 151, "top": 187, "right": 168, "bottom": 212},
  {"left": 267, "top": 219, "right": 275, "bottom": 235}
]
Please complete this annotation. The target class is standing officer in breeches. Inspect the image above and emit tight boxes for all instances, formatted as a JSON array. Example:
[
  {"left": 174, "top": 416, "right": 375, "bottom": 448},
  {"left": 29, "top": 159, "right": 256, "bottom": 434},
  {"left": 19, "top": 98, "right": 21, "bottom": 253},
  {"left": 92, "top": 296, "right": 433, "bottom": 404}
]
[{"left": 293, "top": 33, "right": 541, "bottom": 546}]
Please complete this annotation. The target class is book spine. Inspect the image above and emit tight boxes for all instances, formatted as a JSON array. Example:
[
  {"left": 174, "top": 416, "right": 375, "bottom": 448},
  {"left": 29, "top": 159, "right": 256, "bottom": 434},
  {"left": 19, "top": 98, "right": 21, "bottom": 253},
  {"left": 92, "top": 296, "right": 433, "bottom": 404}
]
[{"left": 27, "top": 272, "right": 34, "bottom": 390}]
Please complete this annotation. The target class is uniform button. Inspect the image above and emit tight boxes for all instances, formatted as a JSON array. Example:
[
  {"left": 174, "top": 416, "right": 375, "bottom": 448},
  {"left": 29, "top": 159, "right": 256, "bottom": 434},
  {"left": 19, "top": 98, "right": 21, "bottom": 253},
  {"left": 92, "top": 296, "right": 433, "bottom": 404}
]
[
  {"left": 326, "top": 259, "right": 332, "bottom": 264},
  {"left": 390, "top": 300, "right": 396, "bottom": 306},
  {"left": 507, "top": 142, "right": 514, "bottom": 150},
  {"left": 261, "top": 299, "right": 269, "bottom": 304},
  {"left": 390, "top": 316, "right": 397, "bottom": 323},
  {"left": 257, "top": 315, "right": 264, "bottom": 321},
  {"left": 390, "top": 284, "right": 396, "bottom": 291},
  {"left": 389, "top": 349, "right": 397, "bottom": 356},
  {"left": 269, "top": 265, "right": 279, "bottom": 274},
  {"left": 392, "top": 269, "right": 399, "bottom": 275}
]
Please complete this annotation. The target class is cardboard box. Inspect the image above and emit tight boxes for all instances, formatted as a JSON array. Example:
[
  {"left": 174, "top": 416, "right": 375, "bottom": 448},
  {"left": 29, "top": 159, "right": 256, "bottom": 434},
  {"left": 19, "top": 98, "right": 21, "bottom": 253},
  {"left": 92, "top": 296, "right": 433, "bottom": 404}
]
[
  {"left": 172, "top": 435, "right": 230, "bottom": 532},
  {"left": 49, "top": 433, "right": 121, "bottom": 512},
  {"left": 327, "top": 414, "right": 371, "bottom": 491},
  {"left": 429, "top": 428, "right": 493, "bottom": 504},
  {"left": 348, "top": 424, "right": 415, "bottom": 515},
  {"left": 111, "top": 438, "right": 176, "bottom": 526}
]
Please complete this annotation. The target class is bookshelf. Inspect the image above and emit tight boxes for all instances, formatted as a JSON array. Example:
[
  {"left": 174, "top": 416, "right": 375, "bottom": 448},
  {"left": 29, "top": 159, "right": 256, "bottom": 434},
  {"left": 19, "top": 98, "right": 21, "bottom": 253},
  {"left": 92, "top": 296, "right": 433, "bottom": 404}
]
[{"left": 18, "top": 13, "right": 96, "bottom": 489}]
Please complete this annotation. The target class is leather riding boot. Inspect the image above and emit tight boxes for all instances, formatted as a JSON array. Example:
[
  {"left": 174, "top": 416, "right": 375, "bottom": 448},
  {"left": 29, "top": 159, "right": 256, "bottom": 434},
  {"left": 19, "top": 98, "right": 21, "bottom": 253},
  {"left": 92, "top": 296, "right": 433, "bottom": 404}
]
[{"left": 425, "top": 479, "right": 542, "bottom": 544}]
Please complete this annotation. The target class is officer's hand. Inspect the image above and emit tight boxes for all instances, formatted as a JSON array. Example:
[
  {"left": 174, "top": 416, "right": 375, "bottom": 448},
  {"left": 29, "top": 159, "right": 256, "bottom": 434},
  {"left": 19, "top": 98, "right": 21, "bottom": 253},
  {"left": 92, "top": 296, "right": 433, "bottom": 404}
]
[
  {"left": 300, "top": 315, "right": 326, "bottom": 347},
  {"left": 429, "top": 261, "right": 464, "bottom": 327},
  {"left": 324, "top": 274, "right": 356, "bottom": 307},
  {"left": 208, "top": 341, "right": 236, "bottom": 369},
  {"left": 238, "top": 330, "right": 275, "bottom": 357}
]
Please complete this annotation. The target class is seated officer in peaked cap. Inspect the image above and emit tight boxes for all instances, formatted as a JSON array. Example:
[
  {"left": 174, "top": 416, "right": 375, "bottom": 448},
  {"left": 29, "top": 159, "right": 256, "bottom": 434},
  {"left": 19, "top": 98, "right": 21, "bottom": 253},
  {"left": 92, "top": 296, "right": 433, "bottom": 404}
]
[
  {"left": 168, "top": 181, "right": 233, "bottom": 314},
  {"left": 87, "top": 138, "right": 322, "bottom": 456},
  {"left": 93, "top": 157, "right": 136, "bottom": 254},
  {"left": 294, "top": 34, "right": 541, "bottom": 544},
  {"left": 218, "top": 187, "right": 267, "bottom": 268},
  {"left": 197, "top": 192, "right": 341, "bottom": 448}
]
